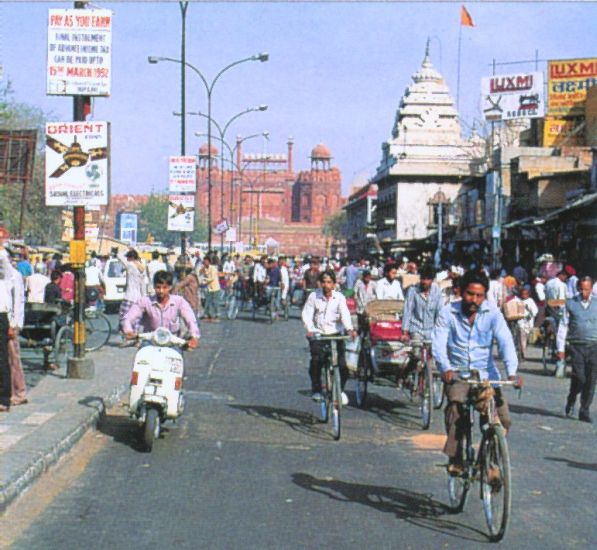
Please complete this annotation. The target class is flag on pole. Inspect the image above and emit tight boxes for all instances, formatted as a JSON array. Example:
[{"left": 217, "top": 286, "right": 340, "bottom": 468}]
[{"left": 460, "top": 5, "right": 475, "bottom": 27}]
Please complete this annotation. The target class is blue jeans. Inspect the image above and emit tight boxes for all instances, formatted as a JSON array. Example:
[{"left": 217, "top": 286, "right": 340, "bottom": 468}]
[{"left": 205, "top": 291, "right": 220, "bottom": 319}]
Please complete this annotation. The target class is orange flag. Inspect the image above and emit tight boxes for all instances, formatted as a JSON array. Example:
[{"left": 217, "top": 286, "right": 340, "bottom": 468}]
[{"left": 460, "top": 5, "right": 475, "bottom": 27}]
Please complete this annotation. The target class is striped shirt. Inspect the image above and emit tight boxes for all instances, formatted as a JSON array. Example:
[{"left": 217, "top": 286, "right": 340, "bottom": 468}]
[{"left": 402, "top": 283, "right": 443, "bottom": 340}]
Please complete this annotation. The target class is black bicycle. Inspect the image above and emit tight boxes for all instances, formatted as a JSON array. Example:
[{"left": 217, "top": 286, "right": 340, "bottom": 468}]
[{"left": 447, "top": 374, "right": 521, "bottom": 542}]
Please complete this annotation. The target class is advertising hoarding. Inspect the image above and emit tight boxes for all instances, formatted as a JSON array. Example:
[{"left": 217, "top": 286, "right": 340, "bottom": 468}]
[
  {"left": 214, "top": 219, "right": 229, "bottom": 235},
  {"left": 481, "top": 71, "right": 544, "bottom": 121},
  {"left": 543, "top": 117, "right": 583, "bottom": 147},
  {"left": 45, "top": 121, "right": 110, "bottom": 206},
  {"left": 167, "top": 195, "right": 195, "bottom": 232},
  {"left": 547, "top": 57, "right": 597, "bottom": 116},
  {"left": 47, "top": 9, "right": 112, "bottom": 96},
  {"left": 168, "top": 156, "right": 196, "bottom": 192},
  {"left": 116, "top": 212, "right": 138, "bottom": 245}
]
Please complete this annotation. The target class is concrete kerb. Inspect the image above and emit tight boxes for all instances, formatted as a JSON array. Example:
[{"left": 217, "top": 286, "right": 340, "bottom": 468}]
[{"left": 0, "top": 347, "right": 134, "bottom": 514}]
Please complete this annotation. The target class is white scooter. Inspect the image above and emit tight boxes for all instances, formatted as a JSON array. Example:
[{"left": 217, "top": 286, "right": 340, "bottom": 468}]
[{"left": 129, "top": 327, "right": 188, "bottom": 451}]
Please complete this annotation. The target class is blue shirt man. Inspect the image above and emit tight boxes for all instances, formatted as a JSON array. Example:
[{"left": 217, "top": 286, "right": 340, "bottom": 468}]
[
  {"left": 345, "top": 262, "right": 360, "bottom": 290},
  {"left": 431, "top": 271, "right": 520, "bottom": 469},
  {"left": 402, "top": 266, "right": 443, "bottom": 341}
]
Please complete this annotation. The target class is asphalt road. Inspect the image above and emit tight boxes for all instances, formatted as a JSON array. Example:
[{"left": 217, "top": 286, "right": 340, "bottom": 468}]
[{"left": 5, "top": 306, "right": 596, "bottom": 549}]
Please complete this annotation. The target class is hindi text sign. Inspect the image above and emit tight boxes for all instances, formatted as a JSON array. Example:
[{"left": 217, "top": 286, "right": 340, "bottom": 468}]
[
  {"left": 547, "top": 57, "right": 597, "bottom": 116},
  {"left": 168, "top": 156, "right": 196, "bottom": 192}
]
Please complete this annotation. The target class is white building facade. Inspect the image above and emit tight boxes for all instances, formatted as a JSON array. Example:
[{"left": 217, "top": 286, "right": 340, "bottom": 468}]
[{"left": 373, "top": 42, "right": 482, "bottom": 255}]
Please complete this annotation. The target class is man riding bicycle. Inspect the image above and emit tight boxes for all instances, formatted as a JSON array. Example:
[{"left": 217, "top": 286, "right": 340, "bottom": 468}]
[
  {"left": 402, "top": 264, "right": 443, "bottom": 342},
  {"left": 431, "top": 270, "right": 520, "bottom": 474},
  {"left": 302, "top": 270, "right": 357, "bottom": 406}
]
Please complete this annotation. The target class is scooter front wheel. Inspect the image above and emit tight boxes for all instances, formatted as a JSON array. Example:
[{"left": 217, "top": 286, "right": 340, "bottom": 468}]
[{"left": 143, "top": 408, "right": 160, "bottom": 451}]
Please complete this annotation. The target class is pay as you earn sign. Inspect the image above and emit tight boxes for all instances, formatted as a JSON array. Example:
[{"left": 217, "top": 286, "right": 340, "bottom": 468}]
[{"left": 47, "top": 8, "right": 112, "bottom": 96}]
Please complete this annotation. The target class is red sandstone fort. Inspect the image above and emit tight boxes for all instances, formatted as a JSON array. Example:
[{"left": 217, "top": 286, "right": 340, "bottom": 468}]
[{"left": 102, "top": 139, "right": 345, "bottom": 256}]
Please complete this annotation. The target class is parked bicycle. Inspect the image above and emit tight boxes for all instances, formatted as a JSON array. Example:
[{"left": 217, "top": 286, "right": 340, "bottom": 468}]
[{"left": 447, "top": 374, "right": 521, "bottom": 542}]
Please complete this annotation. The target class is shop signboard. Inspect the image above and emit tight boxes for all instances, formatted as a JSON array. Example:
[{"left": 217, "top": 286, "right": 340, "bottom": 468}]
[
  {"left": 547, "top": 57, "right": 597, "bottom": 116},
  {"left": 47, "top": 9, "right": 112, "bottom": 96},
  {"left": 168, "top": 156, "right": 196, "bottom": 192},
  {"left": 481, "top": 71, "right": 544, "bottom": 121},
  {"left": 167, "top": 195, "right": 195, "bottom": 232},
  {"left": 45, "top": 121, "right": 110, "bottom": 206}
]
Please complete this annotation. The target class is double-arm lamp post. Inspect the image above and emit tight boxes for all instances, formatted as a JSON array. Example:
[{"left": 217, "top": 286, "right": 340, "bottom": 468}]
[
  {"left": 148, "top": 52, "right": 269, "bottom": 251},
  {"left": 175, "top": 106, "right": 267, "bottom": 250}
]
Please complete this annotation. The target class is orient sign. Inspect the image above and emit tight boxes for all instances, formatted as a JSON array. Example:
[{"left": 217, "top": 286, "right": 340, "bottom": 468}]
[{"left": 481, "top": 71, "right": 544, "bottom": 121}]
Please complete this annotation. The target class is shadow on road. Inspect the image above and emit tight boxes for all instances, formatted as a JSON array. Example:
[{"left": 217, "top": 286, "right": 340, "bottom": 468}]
[
  {"left": 229, "top": 404, "right": 333, "bottom": 441},
  {"left": 96, "top": 412, "right": 152, "bottom": 453},
  {"left": 544, "top": 456, "right": 597, "bottom": 472},
  {"left": 352, "top": 391, "right": 423, "bottom": 431},
  {"left": 509, "top": 403, "right": 564, "bottom": 419},
  {"left": 291, "top": 473, "right": 489, "bottom": 543}
]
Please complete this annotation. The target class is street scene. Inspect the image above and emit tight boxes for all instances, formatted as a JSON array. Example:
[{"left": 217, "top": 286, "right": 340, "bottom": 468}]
[{"left": 0, "top": 1, "right": 596, "bottom": 549}]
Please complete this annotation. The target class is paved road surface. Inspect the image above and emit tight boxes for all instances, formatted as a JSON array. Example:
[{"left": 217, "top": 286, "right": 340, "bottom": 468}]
[{"left": 3, "top": 309, "right": 596, "bottom": 549}]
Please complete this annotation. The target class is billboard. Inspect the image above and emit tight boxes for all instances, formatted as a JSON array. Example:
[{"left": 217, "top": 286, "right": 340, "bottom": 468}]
[
  {"left": 116, "top": 212, "right": 138, "bottom": 245},
  {"left": 47, "top": 9, "right": 112, "bottom": 96},
  {"left": 481, "top": 71, "right": 544, "bottom": 121},
  {"left": 547, "top": 57, "right": 597, "bottom": 116},
  {"left": 543, "top": 117, "right": 583, "bottom": 147},
  {"left": 168, "top": 156, "right": 196, "bottom": 192},
  {"left": 45, "top": 121, "right": 110, "bottom": 206},
  {"left": 167, "top": 195, "right": 195, "bottom": 232}
]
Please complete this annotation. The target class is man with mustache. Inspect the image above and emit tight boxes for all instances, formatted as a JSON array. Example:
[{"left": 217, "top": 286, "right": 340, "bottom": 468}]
[{"left": 432, "top": 270, "right": 521, "bottom": 474}]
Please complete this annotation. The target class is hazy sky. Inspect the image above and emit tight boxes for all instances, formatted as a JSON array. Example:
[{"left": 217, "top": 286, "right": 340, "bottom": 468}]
[{"left": 1, "top": 1, "right": 596, "bottom": 195}]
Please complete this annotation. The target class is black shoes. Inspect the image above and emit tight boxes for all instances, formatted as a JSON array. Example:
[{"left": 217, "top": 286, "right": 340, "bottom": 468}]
[
  {"left": 565, "top": 403, "right": 575, "bottom": 418},
  {"left": 578, "top": 413, "right": 592, "bottom": 424}
]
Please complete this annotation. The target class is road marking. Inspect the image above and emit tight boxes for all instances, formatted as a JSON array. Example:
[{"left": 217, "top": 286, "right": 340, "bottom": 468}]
[
  {"left": 207, "top": 346, "right": 223, "bottom": 377},
  {"left": 21, "top": 412, "right": 56, "bottom": 425},
  {"left": 0, "top": 433, "right": 25, "bottom": 451}
]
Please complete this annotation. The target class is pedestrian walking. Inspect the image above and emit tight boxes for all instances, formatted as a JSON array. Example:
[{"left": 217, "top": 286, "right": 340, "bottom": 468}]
[
  {"left": 199, "top": 257, "right": 220, "bottom": 322},
  {"left": 8, "top": 259, "right": 27, "bottom": 405},
  {"left": 173, "top": 264, "right": 201, "bottom": 326},
  {"left": 558, "top": 276, "right": 597, "bottom": 423},
  {"left": 514, "top": 285, "right": 538, "bottom": 359},
  {"left": 0, "top": 241, "right": 16, "bottom": 412},
  {"left": 118, "top": 248, "right": 147, "bottom": 335}
]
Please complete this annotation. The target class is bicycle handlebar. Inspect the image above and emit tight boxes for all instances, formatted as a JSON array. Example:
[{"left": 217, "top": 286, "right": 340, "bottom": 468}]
[{"left": 307, "top": 334, "right": 351, "bottom": 341}]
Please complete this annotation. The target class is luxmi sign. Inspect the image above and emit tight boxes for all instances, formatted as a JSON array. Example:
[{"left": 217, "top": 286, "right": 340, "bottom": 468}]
[{"left": 481, "top": 71, "right": 544, "bottom": 121}]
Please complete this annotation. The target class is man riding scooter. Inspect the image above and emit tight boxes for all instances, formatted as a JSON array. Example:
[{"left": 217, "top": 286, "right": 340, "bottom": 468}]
[{"left": 123, "top": 270, "right": 200, "bottom": 347}]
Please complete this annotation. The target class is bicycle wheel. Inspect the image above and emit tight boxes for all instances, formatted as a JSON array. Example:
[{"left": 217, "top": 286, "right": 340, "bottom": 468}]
[
  {"left": 447, "top": 445, "right": 470, "bottom": 513},
  {"left": 331, "top": 366, "right": 342, "bottom": 441},
  {"left": 355, "top": 345, "right": 370, "bottom": 409},
  {"left": 85, "top": 312, "right": 111, "bottom": 352},
  {"left": 481, "top": 425, "right": 511, "bottom": 542},
  {"left": 53, "top": 325, "right": 74, "bottom": 369},
  {"left": 432, "top": 373, "right": 445, "bottom": 409},
  {"left": 268, "top": 296, "right": 276, "bottom": 324},
  {"left": 420, "top": 359, "right": 433, "bottom": 430},
  {"left": 283, "top": 298, "right": 289, "bottom": 321}
]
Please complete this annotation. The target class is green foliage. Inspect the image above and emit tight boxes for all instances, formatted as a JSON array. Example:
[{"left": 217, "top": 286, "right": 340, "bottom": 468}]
[
  {"left": 0, "top": 81, "right": 62, "bottom": 243},
  {"left": 137, "top": 194, "right": 208, "bottom": 246},
  {"left": 322, "top": 210, "right": 348, "bottom": 241}
]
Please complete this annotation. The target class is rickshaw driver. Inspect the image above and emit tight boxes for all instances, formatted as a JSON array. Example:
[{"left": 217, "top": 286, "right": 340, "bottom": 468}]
[
  {"left": 302, "top": 270, "right": 357, "bottom": 406},
  {"left": 375, "top": 264, "right": 405, "bottom": 301},
  {"left": 431, "top": 270, "right": 520, "bottom": 474}
]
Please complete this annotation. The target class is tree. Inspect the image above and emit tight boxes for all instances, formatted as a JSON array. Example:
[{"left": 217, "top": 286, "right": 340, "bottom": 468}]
[
  {"left": 0, "top": 81, "right": 62, "bottom": 243},
  {"left": 323, "top": 210, "right": 348, "bottom": 242},
  {"left": 137, "top": 194, "right": 208, "bottom": 247}
]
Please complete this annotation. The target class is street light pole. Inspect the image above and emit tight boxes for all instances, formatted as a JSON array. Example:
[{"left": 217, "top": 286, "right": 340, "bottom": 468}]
[
  {"left": 179, "top": 1, "right": 188, "bottom": 259},
  {"left": 148, "top": 52, "right": 269, "bottom": 253}
]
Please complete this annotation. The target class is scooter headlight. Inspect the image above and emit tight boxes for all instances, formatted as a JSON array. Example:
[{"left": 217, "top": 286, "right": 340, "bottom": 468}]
[{"left": 153, "top": 327, "right": 172, "bottom": 346}]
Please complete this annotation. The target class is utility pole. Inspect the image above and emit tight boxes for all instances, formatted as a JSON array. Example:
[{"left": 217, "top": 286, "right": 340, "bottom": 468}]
[
  {"left": 68, "top": 0, "right": 94, "bottom": 379},
  {"left": 179, "top": 1, "right": 188, "bottom": 259}
]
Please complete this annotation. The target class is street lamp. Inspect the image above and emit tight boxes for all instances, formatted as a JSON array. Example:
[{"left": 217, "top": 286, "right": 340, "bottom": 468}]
[
  {"left": 148, "top": 52, "right": 269, "bottom": 251},
  {"left": 194, "top": 130, "right": 268, "bottom": 241},
  {"left": 177, "top": 106, "right": 267, "bottom": 250}
]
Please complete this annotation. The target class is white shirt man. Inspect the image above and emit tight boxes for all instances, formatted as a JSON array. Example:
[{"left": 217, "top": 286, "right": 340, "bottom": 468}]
[
  {"left": 85, "top": 261, "right": 104, "bottom": 287},
  {"left": 302, "top": 288, "right": 354, "bottom": 335},
  {"left": 222, "top": 259, "right": 236, "bottom": 275},
  {"left": 26, "top": 268, "right": 50, "bottom": 304},
  {"left": 375, "top": 277, "right": 404, "bottom": 301},
  {"left": 280, "top": 262, "right": 290, "bottom": 301},
  {"left": 253, "top": 261, "right": 267, "bottom": 284}
]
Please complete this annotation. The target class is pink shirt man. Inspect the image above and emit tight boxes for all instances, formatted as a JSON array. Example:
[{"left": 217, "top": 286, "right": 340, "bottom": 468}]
[{"left": 122, "top": 295, "right": 200, "bottom": 338}]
